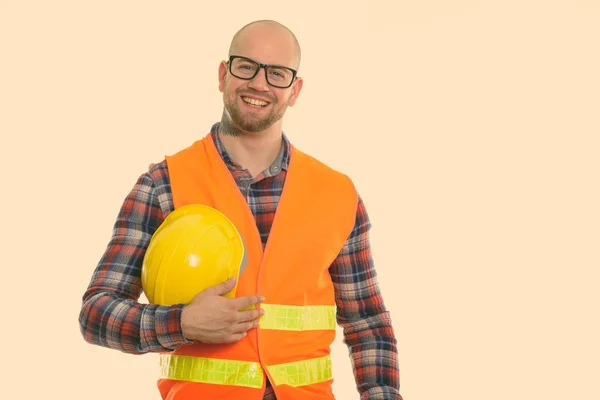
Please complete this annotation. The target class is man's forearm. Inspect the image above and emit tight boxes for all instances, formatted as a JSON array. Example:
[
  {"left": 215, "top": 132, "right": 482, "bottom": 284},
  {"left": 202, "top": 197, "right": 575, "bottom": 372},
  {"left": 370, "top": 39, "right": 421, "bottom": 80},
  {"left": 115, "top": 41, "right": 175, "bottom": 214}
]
[
  {"left": 340, "top": 311, "right": 402, "bottom": 399},
  {"left": 79, "top": 288, "right": 191, "bottom": 354}
]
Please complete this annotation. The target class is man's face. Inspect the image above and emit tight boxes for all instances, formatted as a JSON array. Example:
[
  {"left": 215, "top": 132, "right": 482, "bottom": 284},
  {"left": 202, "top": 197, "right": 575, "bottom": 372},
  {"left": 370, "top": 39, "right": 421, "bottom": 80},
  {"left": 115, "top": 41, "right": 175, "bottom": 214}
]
[{"left": 218, "top": 28, "right": 302, "bottom": 134}]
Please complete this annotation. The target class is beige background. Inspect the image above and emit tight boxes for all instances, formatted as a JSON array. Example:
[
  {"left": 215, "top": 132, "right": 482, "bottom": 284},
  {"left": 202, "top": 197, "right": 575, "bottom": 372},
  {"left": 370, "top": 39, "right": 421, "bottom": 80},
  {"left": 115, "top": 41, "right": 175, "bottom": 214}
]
[{"left": 2, "top": 1, "right": 599, "bottom": 399}]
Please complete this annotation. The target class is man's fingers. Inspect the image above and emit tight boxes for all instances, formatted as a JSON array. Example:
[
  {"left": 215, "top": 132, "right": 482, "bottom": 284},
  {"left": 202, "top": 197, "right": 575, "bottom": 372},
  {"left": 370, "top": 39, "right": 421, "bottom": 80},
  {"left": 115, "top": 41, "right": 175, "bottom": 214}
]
[
  {"left": 231, "top": 294, "right": 265, "bottom": 310},
  {"left": 230, "top": 319, "right": 260, "bottom": 336},
  {"left": 235, "top": 307, "right": 264, "bottom": 323}
]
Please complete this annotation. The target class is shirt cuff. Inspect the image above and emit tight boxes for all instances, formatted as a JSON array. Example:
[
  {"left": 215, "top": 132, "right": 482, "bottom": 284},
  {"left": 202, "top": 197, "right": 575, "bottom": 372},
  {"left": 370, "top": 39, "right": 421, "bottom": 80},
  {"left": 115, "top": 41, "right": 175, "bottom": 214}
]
[{"left": 151, "top": 303, "right": 194, "bottom": 350}]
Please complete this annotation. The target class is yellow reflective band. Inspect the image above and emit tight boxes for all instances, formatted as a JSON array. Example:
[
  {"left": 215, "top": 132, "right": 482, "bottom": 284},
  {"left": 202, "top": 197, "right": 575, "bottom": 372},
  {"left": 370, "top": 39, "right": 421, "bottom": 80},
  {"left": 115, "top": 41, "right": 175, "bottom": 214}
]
[
  {"left": 159, "top": 354, "right": 264, "bottom": 389},
  {"left": 267, "top": 355, "right": 333, "bottom": 387},
  {"left": 259, "top": 304, "right": 336, "bottom": 331}
]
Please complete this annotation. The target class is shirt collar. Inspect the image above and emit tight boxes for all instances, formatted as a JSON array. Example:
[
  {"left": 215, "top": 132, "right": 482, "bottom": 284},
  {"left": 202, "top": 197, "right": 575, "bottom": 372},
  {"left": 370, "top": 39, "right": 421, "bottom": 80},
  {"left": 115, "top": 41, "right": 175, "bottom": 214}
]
[{"left": 209, "top": 122, "right": 291, "bottom": 172}]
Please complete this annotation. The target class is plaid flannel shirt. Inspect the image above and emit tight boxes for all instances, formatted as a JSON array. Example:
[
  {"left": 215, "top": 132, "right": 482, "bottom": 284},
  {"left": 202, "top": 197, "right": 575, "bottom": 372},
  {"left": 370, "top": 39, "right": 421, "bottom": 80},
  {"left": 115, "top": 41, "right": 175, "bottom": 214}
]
[{"left": 79, "top": 123, "right": 402, "bottom": 399}]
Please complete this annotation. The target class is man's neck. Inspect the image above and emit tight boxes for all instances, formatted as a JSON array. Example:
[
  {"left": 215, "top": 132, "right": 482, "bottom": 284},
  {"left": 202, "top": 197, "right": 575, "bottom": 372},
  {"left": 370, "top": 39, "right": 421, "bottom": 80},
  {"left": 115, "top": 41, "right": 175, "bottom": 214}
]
[{"left": 218, "top": 116, "right": 283, "bottom": 178}]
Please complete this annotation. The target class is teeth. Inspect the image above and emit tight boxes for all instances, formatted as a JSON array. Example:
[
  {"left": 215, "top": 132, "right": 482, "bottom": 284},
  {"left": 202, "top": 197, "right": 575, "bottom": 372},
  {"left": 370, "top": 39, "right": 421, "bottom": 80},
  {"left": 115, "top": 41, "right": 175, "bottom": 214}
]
[{"left": 242, "top": 96, "right": 268, "bottom": 107}]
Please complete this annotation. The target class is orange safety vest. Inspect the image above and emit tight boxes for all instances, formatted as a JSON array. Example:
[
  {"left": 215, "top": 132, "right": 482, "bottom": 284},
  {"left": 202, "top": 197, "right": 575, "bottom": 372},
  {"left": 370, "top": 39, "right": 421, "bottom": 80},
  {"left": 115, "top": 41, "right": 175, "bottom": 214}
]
[{"left": 157, "top": 133, "right": 358, "bottom": 400}]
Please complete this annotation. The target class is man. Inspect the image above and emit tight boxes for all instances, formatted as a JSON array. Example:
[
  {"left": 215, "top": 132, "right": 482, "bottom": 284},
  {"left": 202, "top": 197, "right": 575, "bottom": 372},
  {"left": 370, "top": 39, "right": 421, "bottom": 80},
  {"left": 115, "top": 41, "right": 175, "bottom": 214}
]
[{"left": 79, "top": 20, "right": 402, "bottom": 399}]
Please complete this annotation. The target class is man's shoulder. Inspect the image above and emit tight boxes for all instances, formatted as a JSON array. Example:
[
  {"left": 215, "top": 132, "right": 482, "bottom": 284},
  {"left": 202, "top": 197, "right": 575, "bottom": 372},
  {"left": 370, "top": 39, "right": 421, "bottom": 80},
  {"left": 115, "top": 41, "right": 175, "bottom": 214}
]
[
  {"left": 143, "top": 159, "right": 170, "bottom": 187},
  {"left": 292, "top": 147, "right": 359, "bottom": 201},
  {"left": 147, "top": 159, "right": 168, "bottom": 173},
  {"left": 147, "top": 135, "right": 213, "bottom": 174},
  {"left": 293, "top": 146, "right": 352, "bottom": 181}
]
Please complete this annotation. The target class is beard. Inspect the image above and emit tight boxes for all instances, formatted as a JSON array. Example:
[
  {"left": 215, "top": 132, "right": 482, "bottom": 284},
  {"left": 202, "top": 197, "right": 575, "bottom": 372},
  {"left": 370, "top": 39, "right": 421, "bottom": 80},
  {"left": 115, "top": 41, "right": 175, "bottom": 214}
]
[{"left": 223, "top": 89, "right": 290, "bottom": 134}]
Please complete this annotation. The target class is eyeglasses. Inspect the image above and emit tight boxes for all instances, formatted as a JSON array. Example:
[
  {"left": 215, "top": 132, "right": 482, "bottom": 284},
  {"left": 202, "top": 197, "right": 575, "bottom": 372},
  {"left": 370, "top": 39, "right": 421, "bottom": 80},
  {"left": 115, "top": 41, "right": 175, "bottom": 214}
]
[{"left": 227, "top": 55, "right": 297, "bottom": 89}]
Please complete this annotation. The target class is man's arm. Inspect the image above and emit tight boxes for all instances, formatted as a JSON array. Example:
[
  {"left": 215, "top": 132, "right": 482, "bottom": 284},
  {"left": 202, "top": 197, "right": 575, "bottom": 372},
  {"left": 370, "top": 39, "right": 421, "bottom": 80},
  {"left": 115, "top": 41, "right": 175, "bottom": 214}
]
[
  {"left": 78, "top": 166, "right": 192, "bottom": 354},
  {"left": 330, "top": 195, "right": 403, "bottom": 399}
]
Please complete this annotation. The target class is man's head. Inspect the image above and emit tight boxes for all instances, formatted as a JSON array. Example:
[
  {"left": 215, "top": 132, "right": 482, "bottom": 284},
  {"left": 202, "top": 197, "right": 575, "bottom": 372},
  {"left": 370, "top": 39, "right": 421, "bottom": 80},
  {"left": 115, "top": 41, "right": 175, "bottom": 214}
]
[{"left": 218, "top": 20, "right": 303, "bottom": 134}]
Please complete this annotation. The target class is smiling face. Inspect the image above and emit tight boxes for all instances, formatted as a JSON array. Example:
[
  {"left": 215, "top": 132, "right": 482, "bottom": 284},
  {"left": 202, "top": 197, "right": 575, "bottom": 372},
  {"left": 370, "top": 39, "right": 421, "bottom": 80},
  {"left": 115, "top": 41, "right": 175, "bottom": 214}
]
[{"left": 218, "top": 21, "right": 303, "bottom": 135}]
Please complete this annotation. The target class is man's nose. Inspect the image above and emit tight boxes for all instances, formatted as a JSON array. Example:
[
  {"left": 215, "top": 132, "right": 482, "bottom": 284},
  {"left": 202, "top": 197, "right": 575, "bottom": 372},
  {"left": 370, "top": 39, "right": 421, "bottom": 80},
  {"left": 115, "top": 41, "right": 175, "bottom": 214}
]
[{"left": 248, "top": 67, "right": 270, "bottom": 91}]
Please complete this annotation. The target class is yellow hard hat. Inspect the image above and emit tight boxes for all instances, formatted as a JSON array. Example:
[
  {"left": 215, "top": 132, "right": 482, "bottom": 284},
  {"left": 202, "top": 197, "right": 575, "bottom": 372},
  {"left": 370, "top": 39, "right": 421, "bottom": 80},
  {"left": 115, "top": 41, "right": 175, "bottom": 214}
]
[{"left": 141, "top": 204, "right": 247, "bottom": 306}]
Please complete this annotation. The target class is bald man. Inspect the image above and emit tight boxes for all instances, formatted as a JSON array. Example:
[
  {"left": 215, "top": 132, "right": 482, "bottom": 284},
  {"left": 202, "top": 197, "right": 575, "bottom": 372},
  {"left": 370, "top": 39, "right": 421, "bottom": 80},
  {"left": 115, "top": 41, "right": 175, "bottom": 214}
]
[{"left": 79, "top": 20, "right": 403, "bottom": 400}]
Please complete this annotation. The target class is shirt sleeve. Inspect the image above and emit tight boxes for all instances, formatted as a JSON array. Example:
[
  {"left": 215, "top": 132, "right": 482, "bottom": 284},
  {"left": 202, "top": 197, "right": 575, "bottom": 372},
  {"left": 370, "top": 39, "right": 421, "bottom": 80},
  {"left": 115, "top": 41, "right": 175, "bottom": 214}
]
[
  {"left": 330, "top": 194, "right": 403, "bottom": 400},
  {"left": 78, "top": 166, "right": 193, "bottom": 354}
]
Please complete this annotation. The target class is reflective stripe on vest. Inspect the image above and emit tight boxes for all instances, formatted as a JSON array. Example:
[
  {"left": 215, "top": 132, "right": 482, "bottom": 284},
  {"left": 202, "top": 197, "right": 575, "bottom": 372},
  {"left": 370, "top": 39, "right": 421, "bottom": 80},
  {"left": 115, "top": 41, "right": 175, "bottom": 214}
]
[
  {"left": 259, "top": 304, "right": 336, "bottom": 331},
  {"left": 160, "top": 354, "right": 333, "bottom": 389},
  {"left": 159, "top": 354, "right": 263, "bottom": 388},
  {"left": 267, "top": 354, "right": 332, "bottom": 387}
]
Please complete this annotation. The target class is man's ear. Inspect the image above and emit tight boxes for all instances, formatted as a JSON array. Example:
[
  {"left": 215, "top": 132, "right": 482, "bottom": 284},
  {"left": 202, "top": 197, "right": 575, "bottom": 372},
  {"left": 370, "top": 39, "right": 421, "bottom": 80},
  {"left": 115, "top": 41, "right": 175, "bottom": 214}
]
[
  {"left": 218, "top": 61, "right": 228, "bottom": 92},
  {"left": 287, "top": 77, "right": 304, "bottom": 107}
]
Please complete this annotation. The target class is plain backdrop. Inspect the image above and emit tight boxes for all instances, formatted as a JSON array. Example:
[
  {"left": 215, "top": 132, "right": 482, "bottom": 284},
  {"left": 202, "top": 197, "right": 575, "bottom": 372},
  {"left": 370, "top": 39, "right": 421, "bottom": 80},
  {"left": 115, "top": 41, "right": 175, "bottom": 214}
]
[{"left": 1, "top": 1, "right": 599, "bottom": 399}]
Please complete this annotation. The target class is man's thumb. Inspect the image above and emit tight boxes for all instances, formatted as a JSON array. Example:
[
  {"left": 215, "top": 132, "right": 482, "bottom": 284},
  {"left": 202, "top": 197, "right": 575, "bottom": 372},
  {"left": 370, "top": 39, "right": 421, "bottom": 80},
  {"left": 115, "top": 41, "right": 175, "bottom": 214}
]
[{"left": 208, "top": 276, "right": 236, "bottom": 296}]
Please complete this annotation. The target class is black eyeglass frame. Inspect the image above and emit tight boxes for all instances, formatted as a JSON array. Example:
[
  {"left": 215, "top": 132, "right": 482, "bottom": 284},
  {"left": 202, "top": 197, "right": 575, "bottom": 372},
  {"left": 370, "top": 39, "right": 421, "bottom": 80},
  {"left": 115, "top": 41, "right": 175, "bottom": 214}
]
[{"left": 227, "top": 55, "right": 298, "bottom": 89}]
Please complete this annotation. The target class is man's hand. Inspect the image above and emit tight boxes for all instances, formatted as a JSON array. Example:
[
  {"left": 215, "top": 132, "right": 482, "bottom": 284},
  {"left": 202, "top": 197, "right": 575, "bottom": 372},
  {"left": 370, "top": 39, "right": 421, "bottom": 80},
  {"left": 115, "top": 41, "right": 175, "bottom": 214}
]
[{"left": 180, "top": 277, "right": 265, "bottom": 344}]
